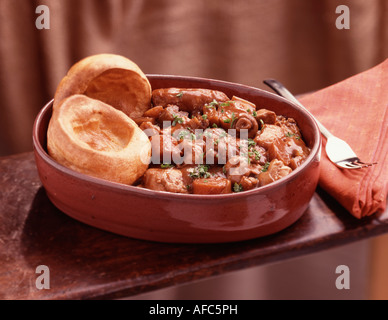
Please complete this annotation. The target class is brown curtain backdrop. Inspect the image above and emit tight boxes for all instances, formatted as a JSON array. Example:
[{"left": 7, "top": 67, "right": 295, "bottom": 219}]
[{"left": 0, "top": 0, "right": 387, "bottom": 156}]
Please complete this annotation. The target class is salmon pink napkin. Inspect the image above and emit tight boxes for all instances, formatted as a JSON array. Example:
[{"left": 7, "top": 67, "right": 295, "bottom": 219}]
[{"left": 299, "top": 58, "right": 388, "bottom": 219}]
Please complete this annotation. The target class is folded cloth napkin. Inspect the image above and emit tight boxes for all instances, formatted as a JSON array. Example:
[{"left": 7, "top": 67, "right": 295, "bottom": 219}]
[{"left": 299, "top": 58, "right": 388, "bottom": 219}]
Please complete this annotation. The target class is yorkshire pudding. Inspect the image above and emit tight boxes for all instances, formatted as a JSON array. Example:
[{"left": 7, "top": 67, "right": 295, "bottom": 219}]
[
  {"left": 47, "top": 94, "right": 151, "bottom": 185},
  {"left": 53, "top": 54, "right": 152, "bottom": 119}
]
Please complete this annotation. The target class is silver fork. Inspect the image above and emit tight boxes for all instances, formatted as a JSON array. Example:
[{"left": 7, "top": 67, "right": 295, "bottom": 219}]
[{"left": 263, "top": 79, "right": 377, "bottom": 169}]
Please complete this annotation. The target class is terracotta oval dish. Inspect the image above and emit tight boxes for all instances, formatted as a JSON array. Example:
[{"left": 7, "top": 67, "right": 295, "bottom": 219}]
[{"left": 33, "top": 75, "right": 321, "bottom": 243}]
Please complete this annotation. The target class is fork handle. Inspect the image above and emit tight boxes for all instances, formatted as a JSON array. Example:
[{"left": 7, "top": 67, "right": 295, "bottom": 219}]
[{"left": 263, "top": 79, "right": 333, "bottom": 139}]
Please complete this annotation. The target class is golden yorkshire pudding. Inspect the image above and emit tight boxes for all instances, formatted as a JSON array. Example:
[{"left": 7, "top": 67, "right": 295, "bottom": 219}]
[
  {"left": 47, "top": 94, "right": 151, "bottom": 185},
  {"left": 53, "top": 54, "right": 152, "bottom": 119}
]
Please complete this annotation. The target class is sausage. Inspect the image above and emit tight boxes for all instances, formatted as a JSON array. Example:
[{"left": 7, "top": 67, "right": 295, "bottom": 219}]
[
  {"left": 255, "top": 109, "right": 276, "bottom": 125},
  {"left": 257, "top": 159, "right": 292, "bottom": 186},
  {"left": 239, "top": 176, "right": 259, "bottom": 191},
  {"left": 139, "top": 121, "right": 160, "bottom": 137},
  {"left": 152, "top": 88, "right": 229, "bottom": 113},
  {"left": 192, "top": 177, "right": 232, "bottom": 194},
  {"left": 142, "top": 168, "right": 189, "bottom": 193},
  {"left": 233, "top": 113, "right": 258, "bottom": 138},
  {"left": 143, "top": 105, "right": 164, "bottom": 118}
]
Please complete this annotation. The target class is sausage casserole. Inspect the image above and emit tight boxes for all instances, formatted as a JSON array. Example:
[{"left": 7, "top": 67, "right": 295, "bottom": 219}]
[{"left": 135, "top": 88, "right": 311, "bottom": 194}]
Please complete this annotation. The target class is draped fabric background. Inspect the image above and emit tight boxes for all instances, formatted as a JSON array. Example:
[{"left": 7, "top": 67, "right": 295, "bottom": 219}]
[{"left": 0, "top": 0, "right": 387, "bottom": 156}]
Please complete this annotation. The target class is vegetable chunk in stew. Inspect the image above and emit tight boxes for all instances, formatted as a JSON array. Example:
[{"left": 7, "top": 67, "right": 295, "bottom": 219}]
[{"left": 136, "top": 88, "right": 311, "bottom": 194}]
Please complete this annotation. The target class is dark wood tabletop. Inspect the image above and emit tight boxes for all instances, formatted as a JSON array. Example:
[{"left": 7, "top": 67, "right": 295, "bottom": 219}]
[{"left": 1, "top": 152, "right": 387, "bottom": 300}]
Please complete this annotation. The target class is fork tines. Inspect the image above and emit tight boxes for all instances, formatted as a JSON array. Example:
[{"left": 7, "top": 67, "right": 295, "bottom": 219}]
[{"left": 349, "top": 160, "right": 378, "bottom": 169}]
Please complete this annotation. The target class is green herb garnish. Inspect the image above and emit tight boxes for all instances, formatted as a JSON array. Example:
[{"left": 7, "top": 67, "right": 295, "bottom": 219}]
[
  {"left": 248, "top": 138, "right": 256, "bottom": 148},
  {"left": 219, "top": 131, "right": 228, "bottom": 138},
  {"left": 176, "top": 92, "right": 184, "bottom": 98},
  {"left": 189, "top": 165, "right": 211, "bottom": 179},
  {"left": 285, "top": 132, "right": 301, "bottom": 140},
  {"left": 262, "top": 162, "right": 270, "bottom": 172},
  {"left": 233, "top": 183, "right": 243, "bottom": 193},
  {"left": 252, "top": 149, "right": 261, "bottom": 161},
  {"left": 172, "top": 114, "right": 183, "bottom": 126},
  {"left": 220, "top": 101, "right": 232, "bottom": 107},
  {"left": 177, "top": 130, "right": 190, "bottom": 140},
  {"left": 206, "top": 100, "right": 218, "bottom": 108},
  {"left": 230, "top": 112, "right": 237, "bottom": 128},
  {"left": 203, "top": 131, "right": 213, "bottom": 138},
  {"left": 161, "top": 163, "right": 174, "bottom": 169}
]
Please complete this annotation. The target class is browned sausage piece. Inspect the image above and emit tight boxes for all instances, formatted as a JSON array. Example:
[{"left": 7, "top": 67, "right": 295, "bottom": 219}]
[
  {"left": 233, "top": 113, "right": 258, "bottom": 138},
  {"left": 257, "top": 159, "right": 292, "bottom": 186},
  {"left": 152, "top": 88, "right": 229, "bottom": 113},
  {"left": 143, "top": 105, "right": 164, "bottom": 118},
  {"left": 239, "top": 176, "right": 259, "bottom": 191},
  {"left": 192, "top": 177, "right": 232, "bottom": 194},
  {"left": 142, "top": 168, "right": 189, "bottom": 193},
  {"left": 139, "top": 121, "right": 160, "bottom": 137},
  {"left": 255, "top": 109, "right": 276, "bottom": 125}
]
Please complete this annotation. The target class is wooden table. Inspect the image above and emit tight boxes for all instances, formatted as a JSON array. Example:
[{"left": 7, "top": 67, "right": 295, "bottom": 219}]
[{"left": 1, "top": 152, "right": 387, "bottom": 300}]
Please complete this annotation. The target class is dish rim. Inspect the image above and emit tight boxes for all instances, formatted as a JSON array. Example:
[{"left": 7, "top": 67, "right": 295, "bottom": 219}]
[{"left": 33, "top": 74, "right": 322, "bottom": 201}]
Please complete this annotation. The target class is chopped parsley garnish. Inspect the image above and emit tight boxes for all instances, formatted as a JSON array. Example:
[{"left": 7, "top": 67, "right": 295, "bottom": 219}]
[
  {"left": 177, "top": 130, "right": 191, "bottom": 140},
  {"left": 230, "top": 112, "right": 237, "bottom": 128},
  {"left": 223, "top": 112, "right": 238, "bottom": 128},
  {"left": 202, "top": 114, "right": 208, "bottom": 120},
  {"left": 248, "top": 138, "right": 256, "bottom": 148},
  {"left": 172, "top": 114, "right": 183, "bottom": 126},
  {"left": 203, "top": 131, "right": 213, "bottom": 138},
  {"left": 189, "top": 165, "right": 211, "bottom": 179},
  {"left": 252, "top": 149, "right": 261, "bottom": 161},
  {"left": 219, "top": 131, "right": 228, "bottom": 138},
  {"left": 242, "top": 152, "right": 251, "bottom": 165},
  {"left": 212, "top": 123, "right": 218, "bottom": 128},
  {"left": 253, "top": 111, "right": 257, "bottom": 117},
  {"left": 161, "top": 163, "right": 174, "bottom": 169},
  {"left": 206, "top": 100, "right": 218, "bottom": 108},
  {"left": 176, "top": 92, "right": 184, "bottom": 98},
  {"left": 262, "top": 162, "right": 270, "bottom": 172},
  {"left": 285, "top": 132, "right": 301, "bottom": 140},
  {"left": 220, "top": 101, "right": 232, "bottom": 107},
  {"left": 233, "top": 183, "right": 243, "bottom": 193}
]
